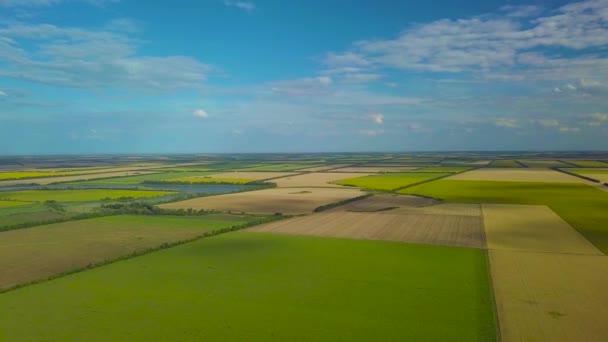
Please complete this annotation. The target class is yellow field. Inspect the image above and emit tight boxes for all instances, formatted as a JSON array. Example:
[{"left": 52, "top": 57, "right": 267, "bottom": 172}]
[
  {"left": 490, "top": 251, "right": 608, "bottom": 342},
  {"left": 582, "top": 173, "right": 608, "bottom": 183},
  {"left": 0, "top": 170, "right": 159, "bottom": 186},
  {"left": 251, "top": 207, "right": 485, "bottom": 248},
  {"left": 272, "top": 172, "right": 374, "bottom": 187},
  {"left": 482, "top": 204, "right": 602, "bottom": 254},
  {"left": 159, "top": 187, "right": 364, "bottom": 214},
  {"left": 447, "top": 168, "right": 588, "bottom": 183},
  {"left": 327, "top": 194, "right": 438, "bottom": 212}
]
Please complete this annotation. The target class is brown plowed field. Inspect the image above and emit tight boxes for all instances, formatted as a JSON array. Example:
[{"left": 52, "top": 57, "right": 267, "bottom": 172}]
[
  {"left": 327, "top": 194, "right": 438, "bottom": 212},
  {"left": 159, "top": 187, "right": 365, "bottom": 214},
  {"left": 251, "top": 210, "right": 485, "bottom": 248}
]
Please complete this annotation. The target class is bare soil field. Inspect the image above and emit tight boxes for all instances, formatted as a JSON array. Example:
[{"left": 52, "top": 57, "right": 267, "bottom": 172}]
[
  {"left": 482, "top": 204, "right": 602, "bottom": 255},
  {"left": 159, "top": 187, "right": 365, "bottom": 214},
  {"left": 394, "top": 203, "right": 482, "bottom": 217},
  {"left": 294, "top": 164, "right": 353, "bottom": 171},
  {"left": 0, "top": 170, "right": 159, "bottom": 186},
  {"left": 332, "top": 166, "right": 419, "bottom": 173},
  {"left": 204, "top": 171, "right": 296, "bottom": 181},
  {"left": 490, "top": 250, "right": 608, "bottom": 342},
  {"left": 251, "top": 208, "right": 485, "bottom": 248},
  {"left": 327, "top": 194, "right": 439, "bottom": 212},
  {"left": 0, "top": 216, "right": 232, "bottom": 289},
  {"left": 272, "top": 172, "right": 374, "bottom": 188},
  {"left": 446, "top": 168, "right": 587, "bottom": 183}
]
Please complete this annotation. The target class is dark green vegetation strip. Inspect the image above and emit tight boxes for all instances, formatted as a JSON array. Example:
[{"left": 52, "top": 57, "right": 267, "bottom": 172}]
[
  {"left": 401, "top": 180, "right": 608, "bottom": 254},
  {"left": 553, "top": 168, "right": 601, "bottom": 183},
  {"left": 313, "top": 193, "right": 373, "bottom": 212},
  {"left": 0, "top": 232, "right": 497, "bottom": 341}
]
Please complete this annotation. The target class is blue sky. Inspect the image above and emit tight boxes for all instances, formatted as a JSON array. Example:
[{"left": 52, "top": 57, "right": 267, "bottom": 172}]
[{"left": 0, "top": 0, "right": 607, "bottom": 154}]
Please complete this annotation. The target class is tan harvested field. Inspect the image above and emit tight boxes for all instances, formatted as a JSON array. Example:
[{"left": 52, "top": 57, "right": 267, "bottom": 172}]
[
  {"left": 251, "top": 209, "right": 485, "bottom": 248},
  {"left": 272, "top": 172, "right": 373, "bottom": 188},
  {"left": 327, "top": 194, "right": 439, "bottom": 212},
  {"left": 294, "top": 164, "right": 353, "bottom": 171},
  {"left": 394, "top": 203, "right": 482, "bottom": 217},
  {"left": 205, "top": 171, "right": 296, "bottom": 180},
  {"left": 332, "top": 166, "right": 419, "bottom": 173},
  {"left": 489, "top": 250, "right": 608, "bottom": 342},
  {"left": 0, "top": 217, "right": 217, "bottom": 289},
  {"left": 159, "top": 187, "right": 365, "bottom": 214},
  {"left": 0, "top": 170, "right": 160, "bottom": 186},
  {"left": 482, "top": 204, "right": 602, "bottom": 254},
  {"left": 583, "top": 174, "right": 608, "bottom": 183},
  {"left": 447, "top": 168, "right": 588, "bottom": 183}
]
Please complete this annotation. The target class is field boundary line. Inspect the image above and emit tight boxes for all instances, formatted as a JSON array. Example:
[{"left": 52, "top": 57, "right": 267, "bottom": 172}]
[{"left": 391, "top": 167, "right": 481, "bottom": 192}]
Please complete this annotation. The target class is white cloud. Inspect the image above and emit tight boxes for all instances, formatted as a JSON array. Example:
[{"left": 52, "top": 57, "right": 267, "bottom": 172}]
[
  {"left": 0, "top": 22, "right": 209, "bottom": 90},
  {"left": 371, "top": 113, "right": 384, "bottom": 124},
  {"left": 223, "top": 0, "right": 254, "bottom": 12},
  {"left": 559, "top": 126, "right": 581, "bottom": 132},
  {"left": 531, "top": 119, "right": 560, "bottom": 127},
  {"left": 359, "top": 129, "right": 383, "bottom": 136},
  {"left": 495, "top": 118, "right": 518, "bottom": 128},
  {"left": 0, "top": 90, "right": 6, "bottom": 96},
  {"left": 193, "top": 109, "right": 209, "bottom": 118}
]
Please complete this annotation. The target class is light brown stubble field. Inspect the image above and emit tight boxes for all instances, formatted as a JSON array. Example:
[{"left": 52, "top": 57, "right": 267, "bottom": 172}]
[{"left": 272, "top": 172, "right": 374, "bottom": 188}]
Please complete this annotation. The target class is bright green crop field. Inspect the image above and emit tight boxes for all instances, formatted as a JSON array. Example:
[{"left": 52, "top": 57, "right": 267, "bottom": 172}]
[
  {"left": 0, "top": 232, "right": 497, "bottom": 341},
  {"left": 568, "top": 160, "right": 608, "bottom": 168},
  {"left": 0, "top": 189, "right": 174, "bottom": 202},
  {"left": 335, "top": 172, "right": 450, "bottom": 190},
  {"left": 401, "top": 180, "right": 608, "bottom": 253},
  {"left": 165, "top": 176, "right": 256, "bottom": 184},
  {"left": 0, "top": 200, "right": 30, "bottom": 209}
]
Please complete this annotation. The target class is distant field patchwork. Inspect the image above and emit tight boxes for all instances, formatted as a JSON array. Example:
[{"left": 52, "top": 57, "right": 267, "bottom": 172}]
[
  {"left": 446, "top": 168, "right": 587, "bottom": 183},
  {"left": 0, "top": 189, "right": 174, "bottom": 202},
  {"left": 272, "top": 172, "right": 374, "bottom": 188}
]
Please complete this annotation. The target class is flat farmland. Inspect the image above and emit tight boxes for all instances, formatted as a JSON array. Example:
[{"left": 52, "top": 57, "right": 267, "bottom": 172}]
[
  {"left": 0, "top": 200, "right": 30, "bottom": 209},
  {"left": 250, "top": 208, "right": 486, "bottom": 248},
  {"left": 519, "top": 159, "right": 569, "bottom": 168},
  {"left": 402, "top": 180, "right": 608, "bottom": 253},
  {"left": 0, "top": 232, "right": 497, "bottom": 341},
  {"left": 67, "top": 171, "right": 216, "bottom": 185},
  {"left": 569, "top": 168, "right": 608, "bottom": 183},
  {"left": 327, "top": 194, "right": 438, "bottom": 211},
  {"left": 0, "top": 215, "right": 251, "bottom": 289},
  {"left": 272, "top": 172, "right": 373, "bottom": 188},
  {"left": 416, "top": 166, "right": 472, "bottom": 173},
  {"left": 394, "top": 203, "right": 482, "bottom": 217},
  {"left": 159, "top": 187, "right": 364, "bottom": 214},
  {"left": 482, "top": 204, "right": 602, "bottom": 254},
  {"left": 294, "top": 164, "right": 352, "bottom": 171},
  {"left": 202, "top": 171, "right": 295, "bottom": 181},
  {"left": 0, "top": 189, "right": 174, "bottom": 202},
  {"left": 489, "top": 251, "right": 608, "bottom": 342},
  {"left": 446, "top": 168, "right": 587, "bottom": 183},
  {"left": 489, "top": 160, "right": 521, "bottom": 168},
  {"left": 237, "top": 163, "right": 323, "bottom": 171},
  {"left": 335, "top": 172, "right": 450, "bottom": 190},
  {"left": 567, "top": 160, "right": 608, "bottom": 168},
  {"left": 335, "top": 166, "right": 419, "bottom": 173},
  {"left": 0, "top": 170, "right": 160, "bottom": 186}
]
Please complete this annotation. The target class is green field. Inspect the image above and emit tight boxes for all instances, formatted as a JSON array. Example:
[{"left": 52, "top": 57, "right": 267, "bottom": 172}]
[
  {"left": 567, "top": 160, "right": 608, "bottom": 168},
  {"left": 519, "top": 160, "right": 568, "bottom": 168},
  {"left": 0, "top": 189, "right": 174, "bottom": 202},
  {"left": 489, "top": 160, "right": 521, "bottom": 167},
  {"left": 335, "top": 172, "right": 450, "bottom": 190},
  {"left": 0, "top": 200, "right": 30, "bottom": 209},
  {"left": 0, "top": 232, "right": 497, "bottom": 341},
  {"left": 402, "top": 180, "right": 608, "bottom": 253},
  {"left": 569, "top": 168, "right": 608, "bottom": 175}
]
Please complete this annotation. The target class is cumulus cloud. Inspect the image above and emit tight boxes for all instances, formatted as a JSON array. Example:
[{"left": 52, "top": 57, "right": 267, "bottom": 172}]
[
  {"left": 223, "top": 0, "right": 254, "bottom": 12},
  {"left": 0, "top": 21, "right": 209, "bottom": 90},
  {"left": 371, "top": 113, "right": 384, "bottom": 124},
  {"left": 328, "top": 0, "right": 608, "bottom": 81},
  {"left": 0, "top": 90, "right": 6, "bottom": 96},
  {"left": 193, "top": 109, "right": 209, "bottom": 118},
  {"left": 559, "top": 126, "right": 581, "bottom": 133}
]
